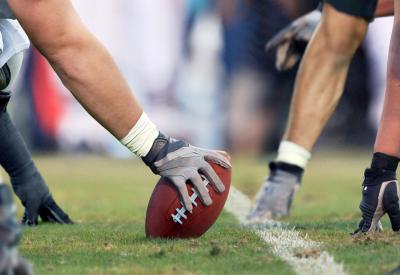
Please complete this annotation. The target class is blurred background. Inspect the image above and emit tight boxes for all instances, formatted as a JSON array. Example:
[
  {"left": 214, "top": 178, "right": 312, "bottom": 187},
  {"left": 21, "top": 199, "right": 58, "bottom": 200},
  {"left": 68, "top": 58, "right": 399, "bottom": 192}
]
[{"left": 8, "top": 0, "right": 394, "bottom": 158}]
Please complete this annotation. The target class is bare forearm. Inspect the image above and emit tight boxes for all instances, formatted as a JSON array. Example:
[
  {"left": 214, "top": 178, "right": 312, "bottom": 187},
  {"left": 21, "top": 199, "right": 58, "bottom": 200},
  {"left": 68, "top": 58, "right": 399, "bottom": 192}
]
[
  {"left": 48, "top": 33, "right": 143, "bottom": 139},
  {"left": 374, "top": 16, "right": 400, "bottom": 156},
  {"left": 376, "top": 0, "right": 394, "bottom": 17},
  {"left": 9, "top": 0, "right": 142, "bottom": 139}
]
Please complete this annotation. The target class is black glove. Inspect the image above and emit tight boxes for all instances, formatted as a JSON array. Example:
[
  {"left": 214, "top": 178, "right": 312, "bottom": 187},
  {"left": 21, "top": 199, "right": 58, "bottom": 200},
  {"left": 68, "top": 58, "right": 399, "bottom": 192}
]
[
  {"left": 353, "top": 168, "right": 400, "bottom": 235},
  {"left": 22, "top": 194, "right": 73, "bottom": 226}
]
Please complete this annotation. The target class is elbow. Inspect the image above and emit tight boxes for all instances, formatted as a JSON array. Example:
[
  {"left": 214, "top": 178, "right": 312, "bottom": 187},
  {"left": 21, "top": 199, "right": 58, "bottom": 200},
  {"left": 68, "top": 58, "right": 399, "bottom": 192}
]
[{"left": 41, "top": 31, "right": 90, "bottom": 86}]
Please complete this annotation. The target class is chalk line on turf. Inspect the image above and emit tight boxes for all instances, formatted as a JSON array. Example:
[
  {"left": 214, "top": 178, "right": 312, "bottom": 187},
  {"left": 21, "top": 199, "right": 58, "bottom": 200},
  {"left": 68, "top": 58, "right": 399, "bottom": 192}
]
[{"left": 224, "top": 186, "right": 346, "bottom": 275}]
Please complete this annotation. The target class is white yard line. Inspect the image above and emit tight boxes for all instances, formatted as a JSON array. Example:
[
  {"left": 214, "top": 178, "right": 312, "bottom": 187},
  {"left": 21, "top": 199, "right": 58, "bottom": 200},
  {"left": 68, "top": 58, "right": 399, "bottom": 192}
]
[{"left": 224, "top": 186, "right": 347, "bottom": 275}]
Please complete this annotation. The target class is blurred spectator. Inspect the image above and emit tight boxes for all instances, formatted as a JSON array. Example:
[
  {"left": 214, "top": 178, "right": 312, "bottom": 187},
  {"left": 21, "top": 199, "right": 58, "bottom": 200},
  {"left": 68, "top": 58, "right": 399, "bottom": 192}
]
[
  {"left": 9, "top": 0, "right": 394, "bottom": 157},
  {"left": 13, "top": 0, "right": 188, "bottom": 156},
  {"left": 223, "top": 0, "right": 315, "bottom": 155},
  {"left": 224, "top": 0, "right": 385, "bottom": 155}
]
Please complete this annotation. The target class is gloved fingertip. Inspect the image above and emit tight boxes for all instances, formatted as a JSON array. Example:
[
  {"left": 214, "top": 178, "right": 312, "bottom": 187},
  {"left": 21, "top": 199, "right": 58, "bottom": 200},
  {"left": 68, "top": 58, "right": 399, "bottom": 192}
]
[
  {"left": 217, "top": 184, "right": 225, "bottom": 193},
  {"left": 22, "top": 219, "right": 37, "bottom": 227},
  {"left": 203, "top": 196, "right": 212, "bottom": 206}
]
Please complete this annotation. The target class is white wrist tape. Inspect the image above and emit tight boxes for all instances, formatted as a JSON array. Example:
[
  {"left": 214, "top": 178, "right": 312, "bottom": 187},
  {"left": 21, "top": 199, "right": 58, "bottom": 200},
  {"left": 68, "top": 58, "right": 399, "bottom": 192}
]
[
  {"left": 120, "top": 112, "right": 159, "bottom": 157},
  {"left": 276, "top": 141, "right": 311, "bottom": 169}
]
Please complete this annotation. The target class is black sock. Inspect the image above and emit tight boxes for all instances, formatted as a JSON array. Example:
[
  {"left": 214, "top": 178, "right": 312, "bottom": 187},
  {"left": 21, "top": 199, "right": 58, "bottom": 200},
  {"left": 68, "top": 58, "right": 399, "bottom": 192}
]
[
  {"left": 370, "top": 152, "right": 399, "bottom": 172},
  {"left": 272, "top": 161, "right": 304, "bottom": 182},
  {"left": 0, "top": 93, "right": 49, "bottom": 208}
]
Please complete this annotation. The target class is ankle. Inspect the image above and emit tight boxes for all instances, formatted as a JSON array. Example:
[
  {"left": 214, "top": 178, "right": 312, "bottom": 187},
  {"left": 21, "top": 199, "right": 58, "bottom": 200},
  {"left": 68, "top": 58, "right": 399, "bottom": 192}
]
[
  {"left": 276, "top": 141, "right": 311, "bottom": 169},
  {"left": 270, "top": 161, "right": 304, "bottom": 182}
]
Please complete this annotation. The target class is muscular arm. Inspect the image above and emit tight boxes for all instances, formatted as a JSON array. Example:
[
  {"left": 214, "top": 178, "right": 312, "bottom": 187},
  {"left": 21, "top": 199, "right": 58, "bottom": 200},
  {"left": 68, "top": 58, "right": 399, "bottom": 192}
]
[
  {"left": 8, "top": 0, "right": 142, "bottom": 139},
  {"left": 6, "top": 0, "right": 231, "bottom": 210},
  {"left": 376, "top": 0, "right": 394, "bottom": 17}
]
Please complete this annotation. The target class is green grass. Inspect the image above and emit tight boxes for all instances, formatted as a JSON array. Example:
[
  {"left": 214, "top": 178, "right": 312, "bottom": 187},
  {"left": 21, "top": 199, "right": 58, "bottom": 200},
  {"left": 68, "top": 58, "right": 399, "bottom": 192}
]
[
  {"left": 2, "top": 152, "right": 400, "bottom": 274},
  {"left": 233, "top": 151, "right": 400, "bottom": 275},
  {"left": 6, "top": 156, "right": 291, "bottom": 275}
]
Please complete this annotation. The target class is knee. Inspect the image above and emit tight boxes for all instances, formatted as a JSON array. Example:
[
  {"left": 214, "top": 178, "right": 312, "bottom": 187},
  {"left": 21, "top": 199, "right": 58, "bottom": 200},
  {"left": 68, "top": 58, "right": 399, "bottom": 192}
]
[
  {"left": 319, "top": 4, "right": 368, "bottom": 57},
  {"left": 322, "top": 24, "right": 366, "bottom": 57}
]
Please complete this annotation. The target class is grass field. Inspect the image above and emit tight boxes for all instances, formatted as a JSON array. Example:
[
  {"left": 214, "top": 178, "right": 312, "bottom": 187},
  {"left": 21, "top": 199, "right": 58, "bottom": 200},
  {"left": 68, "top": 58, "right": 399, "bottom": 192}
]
[{"left": 2, "top": 151, "right": 400, "bottom": 275}]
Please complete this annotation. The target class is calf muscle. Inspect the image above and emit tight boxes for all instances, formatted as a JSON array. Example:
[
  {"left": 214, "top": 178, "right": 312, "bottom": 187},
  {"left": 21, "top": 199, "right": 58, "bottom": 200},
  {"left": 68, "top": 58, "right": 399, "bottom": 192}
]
[{"left": 285, "top": 4, "right": 368, "bottom": 151}]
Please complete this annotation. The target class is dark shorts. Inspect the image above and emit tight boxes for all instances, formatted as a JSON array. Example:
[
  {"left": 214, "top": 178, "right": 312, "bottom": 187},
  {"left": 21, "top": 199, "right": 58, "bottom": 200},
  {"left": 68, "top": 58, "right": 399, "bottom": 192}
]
[
  {"left": 0, "top": 0, "right": 15, "bottom": 19},
  {"left": 324, "top": 0, "right": 378, "bottom": 22}
]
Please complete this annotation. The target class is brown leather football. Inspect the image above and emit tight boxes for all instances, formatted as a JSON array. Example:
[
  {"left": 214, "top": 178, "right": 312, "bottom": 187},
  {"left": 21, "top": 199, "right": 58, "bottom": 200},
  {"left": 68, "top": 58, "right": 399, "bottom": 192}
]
[{"left": 145, "top": 162, "right": 231, "bottom": 238}]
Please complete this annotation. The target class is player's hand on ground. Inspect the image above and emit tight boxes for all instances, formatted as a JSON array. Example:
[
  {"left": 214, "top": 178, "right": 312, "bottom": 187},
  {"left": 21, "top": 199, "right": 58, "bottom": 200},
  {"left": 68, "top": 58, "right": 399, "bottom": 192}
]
[
  {"left": 352, "top": 168, "right": 400, "bottom": 235},
  {"left": 247, "top": 162, "right": 302, "bottom": 223},
  {"left": 22, "top": 194, "right": 73, "bottom": 226},
  {"left": 143, "top": 133, "right": 231, "bottom": 212},
  {"left": 266, "top": 10, "right": 321, "bottom": 71}
]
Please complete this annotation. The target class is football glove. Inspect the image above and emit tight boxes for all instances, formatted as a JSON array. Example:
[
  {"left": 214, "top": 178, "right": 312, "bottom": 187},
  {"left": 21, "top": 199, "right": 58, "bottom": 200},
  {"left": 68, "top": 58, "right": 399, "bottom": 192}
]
[
  {"left": 21, "top": 193, "right": 73, "bottom": 226},
  {"left": 143, "top": 133, "right": 231, "bottom": 212},
  {"left": 353, "top": 168, "right": 400, "bottom": 235},
  {"left": 266, "top": 10, "right": 321, "bottom": 71}
]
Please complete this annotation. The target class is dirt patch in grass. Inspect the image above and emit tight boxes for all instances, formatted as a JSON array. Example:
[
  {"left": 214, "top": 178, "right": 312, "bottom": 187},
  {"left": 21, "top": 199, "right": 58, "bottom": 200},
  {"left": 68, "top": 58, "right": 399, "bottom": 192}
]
[{"left": 294, "top": 248, "right": 321, "bottom": 259}]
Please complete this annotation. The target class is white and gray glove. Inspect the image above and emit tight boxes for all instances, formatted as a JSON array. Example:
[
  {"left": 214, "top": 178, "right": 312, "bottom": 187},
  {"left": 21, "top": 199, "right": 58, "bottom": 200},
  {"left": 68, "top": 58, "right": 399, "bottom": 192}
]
[
  {"left": 143, "top": 133, "right": 231, "bottom": 212},
  {"left": 266, "top": 10, "right": 321, "bottom": 71}
]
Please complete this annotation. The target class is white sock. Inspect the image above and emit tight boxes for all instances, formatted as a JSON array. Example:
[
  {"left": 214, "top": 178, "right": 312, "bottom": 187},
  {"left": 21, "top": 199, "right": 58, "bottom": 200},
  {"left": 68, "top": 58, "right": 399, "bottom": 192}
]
[
  {"left": 120, "top": 112, "right": 159, "bottom": 157},
  {"left": 276, "top": 141, "right": 311, "bottom": 169}
]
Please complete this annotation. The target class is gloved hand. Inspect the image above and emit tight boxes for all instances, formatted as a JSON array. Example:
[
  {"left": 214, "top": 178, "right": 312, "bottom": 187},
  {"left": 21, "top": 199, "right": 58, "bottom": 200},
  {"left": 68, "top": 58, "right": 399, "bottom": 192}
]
[
  {"left": 22, "top": 194, "right": 73, "bottom": 226},
  {"left": 266, "top": 10, "right": 321, "bottom": 71},
  {"left": 143, "top": 133, "right": 231, "bottom": 212},
  {"left": 352, "top": 168, "right": 400, "bottom": 235}
]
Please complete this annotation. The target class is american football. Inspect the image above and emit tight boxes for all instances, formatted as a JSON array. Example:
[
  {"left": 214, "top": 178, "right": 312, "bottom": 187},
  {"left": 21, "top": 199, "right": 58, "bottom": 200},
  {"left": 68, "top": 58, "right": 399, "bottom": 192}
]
[
  {"left": 1, "top": 0, "right": 400, "bottom": 274},
  {"left": 145, "top": 161, "right": 232, "bottom": 238}
]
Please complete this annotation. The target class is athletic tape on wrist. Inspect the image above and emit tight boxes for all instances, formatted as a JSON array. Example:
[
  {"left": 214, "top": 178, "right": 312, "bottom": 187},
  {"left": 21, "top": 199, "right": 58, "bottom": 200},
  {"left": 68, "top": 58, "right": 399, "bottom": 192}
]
[{"left": 120, "top": 112, "right": 159, "bottom": 157}]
